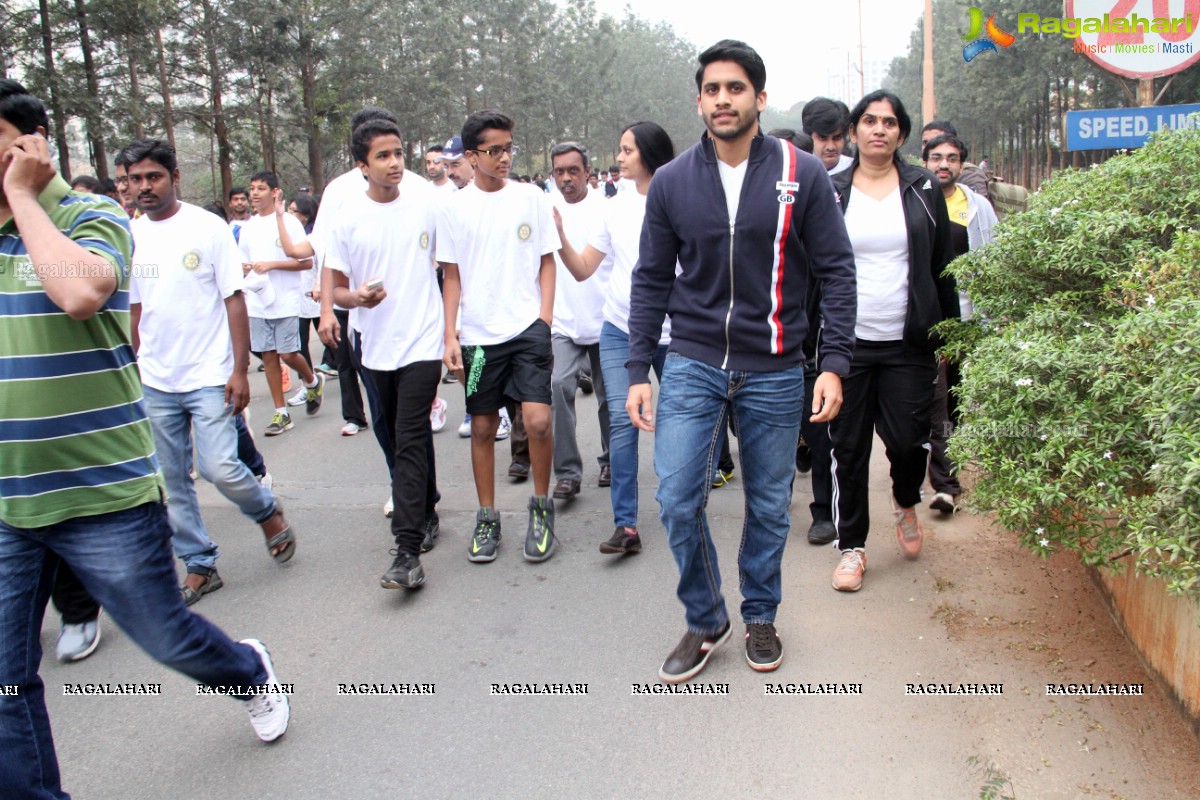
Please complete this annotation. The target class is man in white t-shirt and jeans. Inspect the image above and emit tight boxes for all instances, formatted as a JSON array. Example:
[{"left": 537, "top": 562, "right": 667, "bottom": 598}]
[
  {"left": 327, "top": 118, "right": 445, "bottom": 588},
  {"left": 438, "top": 109, "right": 561, "bottom": 564},
  {"left": 546, "top": 141, "right": 611, "bottom": 501},
  {"left": 239, "top": 170, "right": 324, "bottom": 436},
  {"left": 122, "top": 139, "right": 297, "bottom": 604}
]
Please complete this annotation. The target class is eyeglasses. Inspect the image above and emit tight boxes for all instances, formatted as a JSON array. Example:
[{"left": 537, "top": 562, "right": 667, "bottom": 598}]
[
  {"left": 926, "top": 154, "right": 961, "bottom": 164},
  {"left": 472, "top": 143, "right": 519, "bottom": 159}
]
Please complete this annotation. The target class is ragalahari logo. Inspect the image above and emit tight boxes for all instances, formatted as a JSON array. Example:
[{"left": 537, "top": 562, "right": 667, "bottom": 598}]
[{"left": 962, "top": 7, "right": 1016, "bottom": 62}]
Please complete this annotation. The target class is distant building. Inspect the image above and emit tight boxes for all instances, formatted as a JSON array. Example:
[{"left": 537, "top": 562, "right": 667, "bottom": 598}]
[{"left": 824, "top": 54, "right": 890, "bottom": 104}]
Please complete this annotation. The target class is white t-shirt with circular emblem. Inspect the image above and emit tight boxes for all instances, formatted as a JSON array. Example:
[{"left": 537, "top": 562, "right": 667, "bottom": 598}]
[
  {"left": 436, "top": 180, "right": 561, "bottom": 346},
  {"left": 129, "top": 202, "right": 245, "bottom": 393},
  {"left": 326, "top": 187, "right": 445, "bottom": 371},
  {"left": 237, "top": 211, "right": 308, "bottom": 319}
]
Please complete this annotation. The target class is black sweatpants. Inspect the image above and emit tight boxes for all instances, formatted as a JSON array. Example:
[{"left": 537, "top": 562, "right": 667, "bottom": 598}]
[
  {"left": 829, "top": 340, "right": 937, "bottom": 551},
  {"left": 366, "top": 360, "right": 442, "bottom": 555},
  {"left": 800, "top": 359, "right": 833, "bottom": 524}
]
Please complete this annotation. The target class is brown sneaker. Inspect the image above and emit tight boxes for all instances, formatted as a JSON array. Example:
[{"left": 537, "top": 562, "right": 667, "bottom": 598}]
[
  {"left": 832, "top": 548, "right": 866, "bottom": 592},
  {"left": 894, "top": 505, "right": 924, "bottom": 559},
  {"left": 599, "top": 526, "right": 641, "bottom": 555}
]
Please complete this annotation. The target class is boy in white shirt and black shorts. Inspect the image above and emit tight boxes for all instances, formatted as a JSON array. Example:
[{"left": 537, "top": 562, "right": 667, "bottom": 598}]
[{"left": 437, "top": 110, "right": 561, "bottom": 564}]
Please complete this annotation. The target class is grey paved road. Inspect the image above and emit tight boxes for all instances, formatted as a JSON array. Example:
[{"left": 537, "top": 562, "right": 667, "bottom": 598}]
[{"left": 40, "top": 367, "right": 1200, "bottom": 799}]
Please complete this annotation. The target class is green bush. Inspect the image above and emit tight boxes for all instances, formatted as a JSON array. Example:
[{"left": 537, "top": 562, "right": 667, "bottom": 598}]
[{"left": 939, "top": 126, "right": 1200, "bottom": 600}]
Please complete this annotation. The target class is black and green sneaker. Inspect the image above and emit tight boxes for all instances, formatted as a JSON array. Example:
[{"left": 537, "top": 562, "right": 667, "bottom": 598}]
[
  {"left": 523, "top": 496, "right": 557, "bottom": 562},
  {"left": 305, "top": 373, "right": 325, "bottom": 416},
  {"left": 468, "top": 507, "right": 501, "bottom": 563}
]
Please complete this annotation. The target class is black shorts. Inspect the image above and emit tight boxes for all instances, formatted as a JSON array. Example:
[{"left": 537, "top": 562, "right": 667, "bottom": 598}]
[{"left": 461, "top": 319, "right": 552, "bottom": 414}]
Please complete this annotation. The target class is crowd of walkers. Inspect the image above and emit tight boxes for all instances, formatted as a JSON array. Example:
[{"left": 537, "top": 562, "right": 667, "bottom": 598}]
[{"left": 0, "top": 35, "right": 1000, "bottom": 798}]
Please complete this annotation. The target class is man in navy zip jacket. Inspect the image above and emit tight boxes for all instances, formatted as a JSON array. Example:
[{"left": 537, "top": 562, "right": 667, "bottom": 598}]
[{"left": 626, "top": 40, "right": 858, "bottom": 683}]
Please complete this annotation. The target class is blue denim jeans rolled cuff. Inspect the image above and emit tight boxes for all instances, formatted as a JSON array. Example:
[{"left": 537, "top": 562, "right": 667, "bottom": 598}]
[
  {"left": 654, "top": 353, "right": 804, "bottom": 630},
  {"left": 142, "top": 385, "right": 277, "bottom": 572},
  {"left": 0, "top": 502, "right": 267, "bottom": 799},
  {"left": 598, "top": 322, "right": 666, "bottom": 530}
]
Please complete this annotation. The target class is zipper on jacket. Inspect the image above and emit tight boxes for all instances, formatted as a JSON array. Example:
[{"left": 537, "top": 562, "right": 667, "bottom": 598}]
[{"left": 722, "top": 220, "right": 735, "bottom": 369}]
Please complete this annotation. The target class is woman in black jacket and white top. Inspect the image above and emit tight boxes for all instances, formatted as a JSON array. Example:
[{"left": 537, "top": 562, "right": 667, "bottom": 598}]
[{"left": 827, "top": 89, "right": 957, "bottom": 592}]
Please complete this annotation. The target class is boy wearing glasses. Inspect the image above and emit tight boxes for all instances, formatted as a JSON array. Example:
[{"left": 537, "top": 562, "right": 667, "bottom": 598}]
[
  {"left": 437, "top": 110, "right": 561, "bottom": 564},
  {"left": 921, "top": 132, "right": 997, "bottom": 515}
]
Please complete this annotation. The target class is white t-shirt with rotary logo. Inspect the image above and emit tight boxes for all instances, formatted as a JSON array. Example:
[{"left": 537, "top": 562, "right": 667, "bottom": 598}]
[
  {"left": 436, "top": 180, "right": 560, "bottom": 346},
  {"left": 129, "top": 202, "right": 245, "bottom": 393},
  {"left": 326, "top": 188, "right": 445, "bottom": 371},
  {"left": 237, "top": 211, "right": 308, "bottom": 319}
]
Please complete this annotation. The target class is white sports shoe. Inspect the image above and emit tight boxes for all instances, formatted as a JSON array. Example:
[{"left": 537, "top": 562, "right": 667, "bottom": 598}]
[
  {"left": 430, "top": 397, "right": 448, "bottom": 433},
  {"left": 496, "top": 407, "right": 511, "bottom": 441},
  {"left": 341, "top": 421, "right": 362, "bottom": 436},
  {"left": 239, "top": 639, "right": 290, "bottom": 742},
  {"left": 457, "top": 414, "right": 472, "bottom": 438},
  {"left": 285, "top": 386, "right": 307, "bottom": 407}
]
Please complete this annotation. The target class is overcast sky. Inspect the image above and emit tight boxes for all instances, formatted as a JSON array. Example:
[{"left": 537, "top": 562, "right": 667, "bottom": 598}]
[{"left": 584, "top": 0, "right": 928, "bottom": 108}]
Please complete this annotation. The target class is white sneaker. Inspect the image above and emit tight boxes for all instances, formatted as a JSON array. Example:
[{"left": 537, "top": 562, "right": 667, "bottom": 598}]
[
  {"left": 57, "top": 619, "right": 101, "bottom": 662},
  {"left": 285, "top": 386, "right": 307, "bottom": 407},
  {"left": 457, "top": 414, "right": 472, "bottom": 438},
  {"left": 496, "top": 408, "right": 511, "bottom": 441},
  {"left": 341, "top": 421, "right": 362, "bottom": 436},
  {"left": 430, "top": 398, "right": 447, "bottom": 433},
  {"left": 239, "top": 639, "right": 290, "bottom": 742},
  {"left": 384, "top": 496, "right": 394, "bottom": 517},
  {"left": 258, "top": 472, "right": 274, "bottom": 491}
]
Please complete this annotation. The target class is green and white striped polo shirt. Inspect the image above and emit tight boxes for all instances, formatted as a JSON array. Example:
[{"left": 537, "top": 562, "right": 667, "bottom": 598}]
[{"left": 0, "top": 174, "right": 162, "bottom": 528}]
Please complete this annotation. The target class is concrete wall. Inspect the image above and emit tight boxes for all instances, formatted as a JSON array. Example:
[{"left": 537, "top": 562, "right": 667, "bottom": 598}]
[{"left": 1092, "top": 564, "right": 1200, "bottom": 737}]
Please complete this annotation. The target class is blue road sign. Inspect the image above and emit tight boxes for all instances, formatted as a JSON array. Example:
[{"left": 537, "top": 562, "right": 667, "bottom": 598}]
[{"left": 1066, "top": 104, "right": 1200, "bottom": 150}]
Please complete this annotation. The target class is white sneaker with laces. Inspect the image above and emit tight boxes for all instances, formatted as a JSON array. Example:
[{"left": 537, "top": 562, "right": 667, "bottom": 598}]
[
  {"left": 341, "top": 421, "right": 362, "bottom": 436},
  {"left": 239, "top": 638, "right": 289, "bottom": 742},
  {"left": 457, "top": 414, "right": 472, "bottom": 438},
  {"left": 496, "top": 408, "right": 511, "bottom": 441},
  {"left": 285, "top": 386, "right": 307, "bottom": 407},
  {"left": 430, "top": 398, "right": 447, "bottom": 432}
]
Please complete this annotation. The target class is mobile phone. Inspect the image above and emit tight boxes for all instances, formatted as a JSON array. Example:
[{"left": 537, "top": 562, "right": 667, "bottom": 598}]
[{"left": 365, "top": 278, "right": 383, "bottom": 292}]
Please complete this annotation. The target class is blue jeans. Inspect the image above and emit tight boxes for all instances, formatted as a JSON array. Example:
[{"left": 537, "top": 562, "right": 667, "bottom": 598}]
[
  {"left": 142, "top": 385, "right": 275, "bottom": 573},
  {"left": 599, "top": 322, "right": 666, "bottom": 529},
  {"left": 654, "top": 354, "right": 804, "bottom": 632},
  {"left": 0, "top": 502, "right": 266, "bottom": 800}
]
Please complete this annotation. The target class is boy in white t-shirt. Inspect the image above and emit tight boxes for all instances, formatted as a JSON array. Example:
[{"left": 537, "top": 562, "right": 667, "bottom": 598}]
[
  {"left": 122, "top": 139, "right": 297, "bottom": 604},
  {"left": 239, "top": 170, "right": 324, "bottom": 436},
  {"left": 327, "top": 119, "right": 445, "bottom": 589},
  {"left": 437, "top": 110, "right": 561, "bottom": 564}
]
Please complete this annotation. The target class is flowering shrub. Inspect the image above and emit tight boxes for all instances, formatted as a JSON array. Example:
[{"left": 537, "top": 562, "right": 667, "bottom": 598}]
[{"left": 939, "top": 127, "right": 1200, "bottom": 600}]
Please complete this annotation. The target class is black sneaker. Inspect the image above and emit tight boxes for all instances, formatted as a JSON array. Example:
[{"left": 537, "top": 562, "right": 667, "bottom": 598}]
[
  {"left": 380, "top": 551, "right": 425, "bottom": 589},
  {"left": 305, "top": 373, "right": 325, "bottom": 416},
  {"left": 420, "top": 511, "right": 440, "bottom": 553},
  {"left": 807, "top": 520, "right": 837, "bottom": 545},
  {"left": 659, "top": 621, "right": 732, "bottom": 683},
  {"left": 524, "top": 496, "right": 557, "bottom": 562},
  {"left": 599, "top": 526, "right": 641, "bottom": 555},
  {"left": 745, "top": 623, "right": 783, "bottom": 672},
  {"left": 468, "top": 507, "right": 501, "bottom": 563}
]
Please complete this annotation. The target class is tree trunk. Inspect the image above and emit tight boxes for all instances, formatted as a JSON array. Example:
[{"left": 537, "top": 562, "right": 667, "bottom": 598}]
[
  {"left": 38, "top": 0, "right": 71, "bottom": 180},
  {"left": 298, "top": 21, "right": 323, "bottom": 190},
  {"left": 201, "top": 0, "right": 232, "bottom": 201},
  {"left": 154, "top": 28, "right": 175, "bottom": 148},
  {"left": 126, "top": 33, "right": 144, "bottom": 140},
  {"left": 73, "top": 0, "right": 108, "bottom": 179}
]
